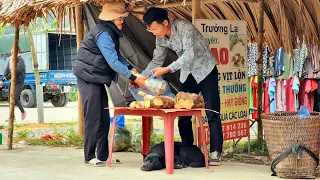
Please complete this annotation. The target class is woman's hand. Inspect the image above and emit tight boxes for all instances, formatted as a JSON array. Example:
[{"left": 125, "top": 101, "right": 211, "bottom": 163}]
[
  {"left": 134, "top": 77, "right": 146, "bottom": 89},
  {"left": 131, "top": 68, "right": 138, "bottom": 74}
]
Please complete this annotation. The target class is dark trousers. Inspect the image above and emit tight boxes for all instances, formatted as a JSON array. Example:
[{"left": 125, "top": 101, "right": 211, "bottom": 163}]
[
  {"left": 77, "top": 78, "right": 110, "bottom": 161},
  {"left": 9, "top": 83, "right": 25, "bottom": 113},
  {"left": 178, "top": 66, "right": 223, "bottom": 153}
]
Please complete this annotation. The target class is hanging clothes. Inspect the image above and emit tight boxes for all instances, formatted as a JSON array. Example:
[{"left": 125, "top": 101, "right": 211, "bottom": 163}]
[
  {"left": 286, "top": 76, "right": 295, "bottom": 111},
  {"left": 301, "top": 57, "right": 313, "bottom": 79},
  {"left": 248, "top": 77, "right": 253, "bottom": 109},
  {"left": 281, "top": 53, "right": 293, "bottom": 79},
  {"left": 299, "top": 79, "right": 308, "bottom": 109},
  {"left": 282, "top": 80, "right": 287, "bottom": 111},
  {"left": 274, "top": 48, "right": 285, "bottom": 77},
  {"left": 248, "top": 44, "right": 258, "bottom": 77},
  {"left": 311, "top": 44, "right": 320, "bottom": 78},
  {"left": 308, "top": 79, "right": 318, "bottom": 111},
  {"left": 298, "top": 42, "right": 308, "bottom": 77},
  {"left": 293, "top": 48, "right": 300, "bottom": 75},
  {"left": 263, "top": 46, "right": 268, "bottom": 76},
  {"left": 251, "top": 76, "right": 258, "bottom": 119},
  {"left": 312, "top": 44, "right": 319, "bottom": 72},
  {"left": 292, "top": 75, "right": 300, "bottom": 111},
  {"left": 268, "top": 50, "right": 275, "bottom": 77},
  {"left": 268, "top": 78, "right": 276, "bottom": 113},
  {"left": 263, "top": 77, "right": 270, "bottom": 113},
  {"left": 314, "top": 80, "right": 320, "bottom": 112},
  {"left": 276, "top": 79, "right": 284, "bottom": 111},
  {"left": 299, "top": 79, "right": 318, "bottom": 112}
]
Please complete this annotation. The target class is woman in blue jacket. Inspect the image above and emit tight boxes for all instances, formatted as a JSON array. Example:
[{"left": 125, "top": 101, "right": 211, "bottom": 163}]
[{"left": 73, "top": 1, "right": 145, "bottom": 167}]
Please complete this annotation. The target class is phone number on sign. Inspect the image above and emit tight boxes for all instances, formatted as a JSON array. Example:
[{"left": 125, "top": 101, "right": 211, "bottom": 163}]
[
  {"left": 223, "top": 121, "right": 247, "bottom": 132},
  {"left": 223, "top": 129, "right": 247, "bottom": 140},
  {"left": 222, "top": 120, "right": 249, "bottom": 140},
  {"left": 198, "top": 119, "right": 250, "bottom": 144}
]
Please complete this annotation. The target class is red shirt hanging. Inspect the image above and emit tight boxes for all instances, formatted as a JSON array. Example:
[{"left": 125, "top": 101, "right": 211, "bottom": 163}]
[
  {"left": 299, "top": 79, "right": 318, "bottom": 112},
  {"left": 286, "top": 77, "right": 295, "bottom": 111},
  {"left": 263, "top": 78, "right": 270, "bottom": 113},
  {"left": 251, "top": 76, "right": 258, "bottom": 119}
]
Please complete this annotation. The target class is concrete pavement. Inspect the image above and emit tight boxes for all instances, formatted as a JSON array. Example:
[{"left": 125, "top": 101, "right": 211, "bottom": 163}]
[{"left": 0, "top": 145, "right": 290, "bottom": 180}]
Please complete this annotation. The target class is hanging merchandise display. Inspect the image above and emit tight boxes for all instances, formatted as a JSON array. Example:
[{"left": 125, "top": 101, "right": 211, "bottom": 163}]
[{"left": 247, "top": 40, "right": 320, "bottom": 113}]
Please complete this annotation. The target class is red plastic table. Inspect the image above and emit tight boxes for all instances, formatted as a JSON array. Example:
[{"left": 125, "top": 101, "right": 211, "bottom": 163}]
[{"left": 107, "top": 107, "right": 209, "bottom": 174}]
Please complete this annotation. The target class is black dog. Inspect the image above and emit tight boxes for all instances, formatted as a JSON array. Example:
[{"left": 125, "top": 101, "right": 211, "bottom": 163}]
[{"left": 141, "top": 142, "right": 205, "bottom": 171}]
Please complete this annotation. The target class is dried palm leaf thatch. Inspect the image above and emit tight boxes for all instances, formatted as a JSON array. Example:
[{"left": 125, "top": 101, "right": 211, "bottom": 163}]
[
  {"left": 238, "top": 2, "right": 257, "bottom": 39},
  {"left": 202, "top": 3, "right": 222, "bottom": 19},
  {"left": 298, "top": 1, "right": 319, "bottom": 48},
  {"left": 0, "top": 0, "right": 320, "bottom": 55},
  {"left": 215, "top": 1, "right": 239, "bottom": 20},
  {"left": 267, "top": 0, "right": 293, "bottom": 54},
  {"left": 303, "top": 0, "right": 320, "bottom": 39},
  {"left": 248, "top": 1, "right": 280, "bottom": 51}
]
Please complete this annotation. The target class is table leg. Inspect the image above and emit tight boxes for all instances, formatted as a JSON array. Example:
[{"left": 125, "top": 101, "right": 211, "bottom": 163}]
[
  {"left": 142, "top": 116, "right": 152, "bottom": 161},
  {"left": 197, "top": 113, "right": 209, "bottom": 169},
  {"left": 163, "top": 114, "right": 175, "bottom": 174},
  {"left": 108, "top": 113, "right": 118, "bottom": 167}
]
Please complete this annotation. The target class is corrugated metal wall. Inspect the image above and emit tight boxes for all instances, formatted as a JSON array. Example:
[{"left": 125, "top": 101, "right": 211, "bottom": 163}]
[{"left": 0, "top": 32, "right": 77, "bottom": 75}]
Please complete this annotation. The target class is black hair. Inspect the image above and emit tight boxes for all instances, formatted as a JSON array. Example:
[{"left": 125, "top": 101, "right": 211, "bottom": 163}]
[{"left": 143, "top": 7, "right": 169, "bottom": 26}]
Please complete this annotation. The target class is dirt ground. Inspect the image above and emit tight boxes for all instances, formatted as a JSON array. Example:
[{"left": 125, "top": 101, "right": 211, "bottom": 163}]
[{"left": 1, "top": 144, "right": 317, "bottom": 180}]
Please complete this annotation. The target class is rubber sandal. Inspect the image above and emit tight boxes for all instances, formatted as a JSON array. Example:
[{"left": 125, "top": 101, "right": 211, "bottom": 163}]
[{"left": 85, "top": 158, "right": 105, "bottom": 167}]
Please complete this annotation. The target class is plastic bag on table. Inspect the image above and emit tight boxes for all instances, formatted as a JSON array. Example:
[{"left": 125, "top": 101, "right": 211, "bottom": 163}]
[
  {"left": 144, "top": 75, "right": 170, "bottom": 96},
  {"left": 129, "top": 76, "right": 175, "bottom": 101}
]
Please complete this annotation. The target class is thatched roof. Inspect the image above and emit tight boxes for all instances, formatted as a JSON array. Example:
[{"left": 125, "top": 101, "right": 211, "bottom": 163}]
[{"left": 0, "top": 0, "right": 319, "bottom": 53}]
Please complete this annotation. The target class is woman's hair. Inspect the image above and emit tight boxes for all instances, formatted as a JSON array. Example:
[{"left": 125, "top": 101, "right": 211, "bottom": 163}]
[{"left": 143, "top": 7, "right": 170, "bottom": 26}]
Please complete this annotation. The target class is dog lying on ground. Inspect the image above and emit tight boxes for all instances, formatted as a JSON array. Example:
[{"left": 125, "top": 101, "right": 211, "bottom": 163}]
[{"left": 141, "top": 142, "right": 205, "bottom": 171}]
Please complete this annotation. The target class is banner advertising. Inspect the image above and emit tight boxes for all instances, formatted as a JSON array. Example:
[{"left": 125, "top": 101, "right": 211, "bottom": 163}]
[{"left": 195, "top": 19, "right": 250, "bottom": 142}]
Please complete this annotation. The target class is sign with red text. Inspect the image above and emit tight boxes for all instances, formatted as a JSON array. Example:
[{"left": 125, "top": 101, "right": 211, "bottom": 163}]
[
  {"left": 195, "top": 19, "right": 249, "bottom": 141},
  {"left": 198, "top": 120, "right": 250, "bottom": 144}
]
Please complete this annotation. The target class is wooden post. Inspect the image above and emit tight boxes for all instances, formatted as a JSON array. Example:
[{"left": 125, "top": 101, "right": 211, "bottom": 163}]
[
  {"left": 192, "top": 0, "right": 201, "bottom": 146},
  {"left": 192, "top": 0, "right": 201, "bottom": 24},
  {"left": 256, "top": 0, "right": 265, "bottom": 141},
  {"left": 75, "top": 4, "right": 85, "bottom": 137},
  {"left": 7, "top": 24, "right": 20, "bottom": 150},
  {"left": 27, "top": 26, "right": 44, "bottom": 124}
]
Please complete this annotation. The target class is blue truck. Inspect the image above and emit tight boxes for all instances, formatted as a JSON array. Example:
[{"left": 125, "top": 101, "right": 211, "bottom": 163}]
[{"left": 0, "top": 30, "right": 77, "bottom": 108}]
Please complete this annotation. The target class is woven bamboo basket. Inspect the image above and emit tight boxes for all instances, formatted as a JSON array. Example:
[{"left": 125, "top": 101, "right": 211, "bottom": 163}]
[{"left": 261, "top": 112, "right": 320, "bottom": 179}]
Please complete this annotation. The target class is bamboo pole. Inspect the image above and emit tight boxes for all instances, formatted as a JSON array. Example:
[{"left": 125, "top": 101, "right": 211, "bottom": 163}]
[
  {"left": 134, "top": 0, "right": 258, "bottom": 12},
  {"left": 28, "top": 27, "right": 40, "bottom": 85},
  {"left": 75, "top": 5, "right": 85, "bottom": 137},
  {"left": 256, "top": 0, "right": 265, "bottom": 141},
  {"left": 7, "top": 24, "right": 20, "bottom": 150},
  {"left": 192, "top": 0, "right": 201, "bottom": 23},
  {"left": 191, "top": 0, "right": 201, "bottom": 146},
  {"left": 27, "top": 26, "right": 44, "bottom": 124}
]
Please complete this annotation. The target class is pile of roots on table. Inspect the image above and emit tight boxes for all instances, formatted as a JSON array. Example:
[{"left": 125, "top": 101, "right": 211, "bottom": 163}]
[{"left": 129, "top": 91, "right": 205, "bottom": 109}]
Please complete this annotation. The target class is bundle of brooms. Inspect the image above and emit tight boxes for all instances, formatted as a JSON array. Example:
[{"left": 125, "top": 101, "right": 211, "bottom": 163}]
[{"left": 129, "top": 91, "right": 205, "bottom": 109}]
